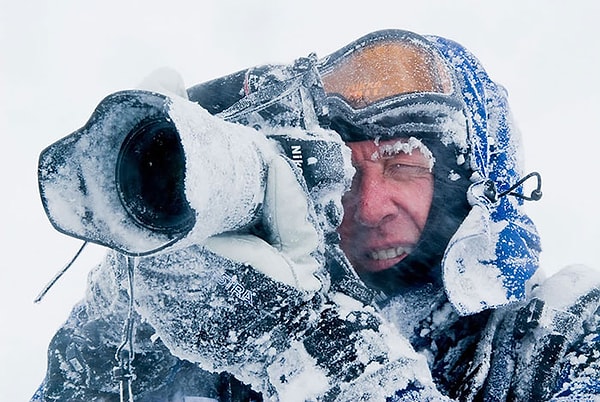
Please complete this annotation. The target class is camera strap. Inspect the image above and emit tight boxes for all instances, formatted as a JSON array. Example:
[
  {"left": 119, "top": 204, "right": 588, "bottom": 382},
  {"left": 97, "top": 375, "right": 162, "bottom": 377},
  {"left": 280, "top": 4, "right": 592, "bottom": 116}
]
[
  {"left": 216, "top": 54, "right": 327, "bottom": 129},
  {"left": 34, "top": 241, "right": 89, "bottom": 303},
  {"left": 114, "top": 255, "right": 137, "bottom": 402}
]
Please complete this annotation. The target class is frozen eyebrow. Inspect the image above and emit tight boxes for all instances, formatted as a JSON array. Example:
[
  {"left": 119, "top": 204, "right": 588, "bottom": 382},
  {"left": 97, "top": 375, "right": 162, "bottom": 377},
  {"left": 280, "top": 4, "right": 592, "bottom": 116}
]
[{"left": 370, "top": 137, "right": 436, "bottom": 170}]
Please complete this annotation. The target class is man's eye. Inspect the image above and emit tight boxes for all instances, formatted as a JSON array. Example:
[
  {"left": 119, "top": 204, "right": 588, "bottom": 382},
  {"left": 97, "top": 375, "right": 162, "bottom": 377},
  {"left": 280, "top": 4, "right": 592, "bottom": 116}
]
[{"left": 384, "top": 163, "right": 431, "bottom": 181}]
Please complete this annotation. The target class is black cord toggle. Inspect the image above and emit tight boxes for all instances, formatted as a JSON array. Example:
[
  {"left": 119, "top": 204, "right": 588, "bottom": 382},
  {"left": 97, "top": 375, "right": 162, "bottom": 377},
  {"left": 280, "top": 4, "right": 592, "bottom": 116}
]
[
  {"left": 498, "top": 171, "right": 543, "bottom": 201},
  {"left": 483, "top": 180, "right": 499, "bottom": 203},
  {"left": 484, "top": 172, "right": 543, "bottom": 203}
]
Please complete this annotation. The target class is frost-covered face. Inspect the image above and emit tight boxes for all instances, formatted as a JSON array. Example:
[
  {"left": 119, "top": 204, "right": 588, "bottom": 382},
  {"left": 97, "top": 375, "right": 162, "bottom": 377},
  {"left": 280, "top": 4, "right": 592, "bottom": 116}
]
[{"left": 339, "top": 138, "right": 434, "bottom": 275}]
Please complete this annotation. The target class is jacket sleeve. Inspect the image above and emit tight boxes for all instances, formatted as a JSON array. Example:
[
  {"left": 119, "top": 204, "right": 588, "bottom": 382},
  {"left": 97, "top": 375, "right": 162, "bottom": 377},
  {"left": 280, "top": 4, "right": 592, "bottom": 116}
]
[{"left": 546, "top": 266, "right": 600, "bottom": 399}]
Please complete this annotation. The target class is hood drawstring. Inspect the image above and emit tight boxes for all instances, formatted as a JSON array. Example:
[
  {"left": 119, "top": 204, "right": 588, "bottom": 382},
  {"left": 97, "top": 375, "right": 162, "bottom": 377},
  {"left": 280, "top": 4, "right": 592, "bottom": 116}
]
[{"left": 484, "top": 171, "right": 543, "bottom": 203}]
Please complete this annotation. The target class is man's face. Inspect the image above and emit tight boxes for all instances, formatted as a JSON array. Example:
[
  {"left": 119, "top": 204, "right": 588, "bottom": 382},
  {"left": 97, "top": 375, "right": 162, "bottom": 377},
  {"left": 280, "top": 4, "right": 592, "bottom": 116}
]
[{"left": 338, "top": 139, "right": 434, "bottom": 275}]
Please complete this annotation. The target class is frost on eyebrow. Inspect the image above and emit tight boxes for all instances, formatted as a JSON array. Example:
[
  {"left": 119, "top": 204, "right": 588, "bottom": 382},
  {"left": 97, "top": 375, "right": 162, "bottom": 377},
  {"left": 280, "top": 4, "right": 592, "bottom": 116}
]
[{"left": 370, "top": 137, "right": 436, "bottom": 170}]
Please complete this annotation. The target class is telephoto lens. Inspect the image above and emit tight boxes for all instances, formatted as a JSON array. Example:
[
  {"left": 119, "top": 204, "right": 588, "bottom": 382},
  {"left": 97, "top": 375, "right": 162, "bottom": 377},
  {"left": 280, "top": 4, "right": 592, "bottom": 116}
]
[{"left": 38, "top": 90, "right": 274, "bottom": 255}]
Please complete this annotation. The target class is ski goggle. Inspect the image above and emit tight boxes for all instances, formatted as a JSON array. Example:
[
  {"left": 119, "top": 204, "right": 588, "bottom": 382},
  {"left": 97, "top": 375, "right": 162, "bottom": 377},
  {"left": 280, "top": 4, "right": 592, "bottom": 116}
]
[{"left": 317, "top": 30, "right": 468, "bottom": 145}]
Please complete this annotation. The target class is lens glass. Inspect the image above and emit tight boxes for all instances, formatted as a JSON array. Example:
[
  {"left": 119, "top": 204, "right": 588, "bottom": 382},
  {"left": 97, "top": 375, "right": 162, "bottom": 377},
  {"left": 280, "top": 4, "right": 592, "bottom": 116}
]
[{"left": 117, "top": 118, "right": 194, "bottom": 234}]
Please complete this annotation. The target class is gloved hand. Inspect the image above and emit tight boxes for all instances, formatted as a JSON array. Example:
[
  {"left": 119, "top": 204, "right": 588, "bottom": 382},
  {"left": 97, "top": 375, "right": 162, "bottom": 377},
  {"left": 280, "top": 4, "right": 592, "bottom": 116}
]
[{"left": 130, "top": 67, "right": 439, "bottom": 401}]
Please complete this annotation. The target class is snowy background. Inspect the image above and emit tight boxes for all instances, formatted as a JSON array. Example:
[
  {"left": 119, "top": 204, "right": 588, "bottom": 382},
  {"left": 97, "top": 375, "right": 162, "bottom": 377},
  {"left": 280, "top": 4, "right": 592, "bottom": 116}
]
[{"left": 1, "top": 1, "right": 599, "bottom": 400}]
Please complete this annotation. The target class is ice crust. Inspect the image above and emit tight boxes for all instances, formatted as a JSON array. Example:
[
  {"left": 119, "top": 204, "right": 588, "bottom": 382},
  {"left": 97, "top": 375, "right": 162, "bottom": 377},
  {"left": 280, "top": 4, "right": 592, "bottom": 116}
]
[{"left": 167, "top": 96, "right": 277, "bottom": 247}]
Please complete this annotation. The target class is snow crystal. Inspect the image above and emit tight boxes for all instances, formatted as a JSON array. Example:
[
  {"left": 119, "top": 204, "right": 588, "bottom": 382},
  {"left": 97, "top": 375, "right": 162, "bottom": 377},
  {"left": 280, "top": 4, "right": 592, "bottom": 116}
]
[
  {"left": 448, "top": 170, "right": 461, "bottom": 181},
  {"left": 266, "top": 341, "right": 330, "bottom": 402}
]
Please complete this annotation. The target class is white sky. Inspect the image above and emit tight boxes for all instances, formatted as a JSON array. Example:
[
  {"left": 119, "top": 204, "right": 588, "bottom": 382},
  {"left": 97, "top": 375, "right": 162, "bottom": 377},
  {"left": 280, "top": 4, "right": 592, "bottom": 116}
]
[{"left": 1, "top": 1, "right": 599, "bottom": 400}]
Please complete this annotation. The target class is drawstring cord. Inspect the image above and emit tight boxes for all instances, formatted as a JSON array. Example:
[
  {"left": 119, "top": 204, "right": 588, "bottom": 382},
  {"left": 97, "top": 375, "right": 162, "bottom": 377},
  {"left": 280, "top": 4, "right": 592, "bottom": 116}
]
[
  {"left": 114, "top": 255, "right": 137, "bottom": 402},
  {"left": 35, "top": 244, "right": 138, "bottom": 402},
  {"left": 498, "top": 171, "right": 543, "bottom": 201},
  {"left": 484, "top": 171, "right": 543, "bottom": 203}
]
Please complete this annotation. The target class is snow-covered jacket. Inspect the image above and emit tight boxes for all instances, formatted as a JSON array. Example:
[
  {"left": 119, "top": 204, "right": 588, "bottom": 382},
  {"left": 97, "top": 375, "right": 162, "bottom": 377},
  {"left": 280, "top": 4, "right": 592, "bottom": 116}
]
[
  {"left": 34, "top": 30, "right": 600, "bottom": 401},
  {"left": 34, "top": 251, "right": 263, "bottom": 401}
]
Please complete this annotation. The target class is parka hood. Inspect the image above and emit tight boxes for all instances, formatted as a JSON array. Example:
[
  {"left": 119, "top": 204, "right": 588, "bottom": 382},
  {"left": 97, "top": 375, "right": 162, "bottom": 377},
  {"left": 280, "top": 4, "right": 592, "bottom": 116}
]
[{"left": 427, "top": 35, "right": 542, "bottom": 315}]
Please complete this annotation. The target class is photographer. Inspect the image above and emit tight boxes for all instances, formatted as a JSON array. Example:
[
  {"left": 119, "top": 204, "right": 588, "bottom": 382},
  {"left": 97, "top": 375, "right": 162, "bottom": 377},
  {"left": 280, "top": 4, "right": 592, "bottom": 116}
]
[{"left": 34, "top": 30, "right": 600, "bottom": 401}]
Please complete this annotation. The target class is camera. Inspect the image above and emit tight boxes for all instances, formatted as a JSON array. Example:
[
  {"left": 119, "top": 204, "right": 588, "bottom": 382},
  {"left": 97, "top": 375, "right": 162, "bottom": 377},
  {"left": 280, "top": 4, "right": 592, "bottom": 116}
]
[
  {"left": 38, "top": 90, "right": 349, "bottom": 256},
  {"left": 39, "top": 90, "right": 270, "bottom": 255}
]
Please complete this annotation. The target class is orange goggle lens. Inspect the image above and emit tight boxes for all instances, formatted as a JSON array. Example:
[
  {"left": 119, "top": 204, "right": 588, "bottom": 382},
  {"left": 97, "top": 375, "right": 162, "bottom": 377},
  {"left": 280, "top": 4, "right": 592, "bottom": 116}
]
[{"left": 320, "top": 39, "right": 454, "bottom": 109}]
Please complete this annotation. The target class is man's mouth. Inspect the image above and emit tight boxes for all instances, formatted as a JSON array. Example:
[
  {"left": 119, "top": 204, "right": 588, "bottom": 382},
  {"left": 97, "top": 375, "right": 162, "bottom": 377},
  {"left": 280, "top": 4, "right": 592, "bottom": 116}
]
[{"left": 369, "top": 245, "right": 414, "bottom": 261}]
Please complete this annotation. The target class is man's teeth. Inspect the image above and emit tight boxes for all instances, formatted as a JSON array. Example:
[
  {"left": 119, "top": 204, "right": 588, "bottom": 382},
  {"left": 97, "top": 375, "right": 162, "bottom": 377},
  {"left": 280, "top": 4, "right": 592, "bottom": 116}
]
[{"left": 370, "top": 246, "right": 413, "bottom": 261}]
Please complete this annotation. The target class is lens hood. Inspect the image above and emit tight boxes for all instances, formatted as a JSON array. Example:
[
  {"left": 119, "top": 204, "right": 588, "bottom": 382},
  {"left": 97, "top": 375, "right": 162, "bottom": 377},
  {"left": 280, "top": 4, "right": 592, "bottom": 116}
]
[{"left": 38, "top": 90, "right": 195, "bottom": 255}]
